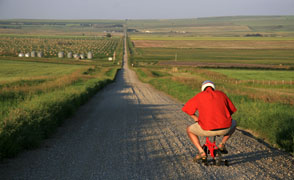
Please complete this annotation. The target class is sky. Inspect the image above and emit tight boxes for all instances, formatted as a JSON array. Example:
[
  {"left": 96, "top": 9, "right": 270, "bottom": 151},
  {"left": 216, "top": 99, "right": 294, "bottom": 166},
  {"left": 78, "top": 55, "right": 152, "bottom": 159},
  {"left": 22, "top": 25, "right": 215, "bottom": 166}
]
[{"left": 0, "top": 0, "right": 293, "bottom": 20}]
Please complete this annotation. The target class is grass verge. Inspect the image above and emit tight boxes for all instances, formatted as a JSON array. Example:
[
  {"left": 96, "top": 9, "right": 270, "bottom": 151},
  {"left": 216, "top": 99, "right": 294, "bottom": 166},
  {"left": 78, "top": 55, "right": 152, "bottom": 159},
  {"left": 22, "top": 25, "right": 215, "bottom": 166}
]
[{"left": 0, "top": 65, "right": 119, "bottom": 159}]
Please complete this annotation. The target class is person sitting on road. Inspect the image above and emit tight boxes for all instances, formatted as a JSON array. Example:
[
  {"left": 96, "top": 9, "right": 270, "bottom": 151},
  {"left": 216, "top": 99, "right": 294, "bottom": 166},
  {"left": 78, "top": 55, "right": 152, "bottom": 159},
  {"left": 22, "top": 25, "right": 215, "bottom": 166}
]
[{"left": 182, "top": 80, "right": 237, "bottom": 161}]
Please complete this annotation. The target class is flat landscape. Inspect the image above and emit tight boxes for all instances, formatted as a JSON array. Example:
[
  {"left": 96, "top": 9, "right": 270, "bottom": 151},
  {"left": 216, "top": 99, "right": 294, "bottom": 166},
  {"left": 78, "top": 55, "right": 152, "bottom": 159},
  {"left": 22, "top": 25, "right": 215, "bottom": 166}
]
[
  {"left": 0, "top": 31, "right": 293, "bottom": 179},
  {"left": 0, "top": 16, "right": 294, "bottom": 179}
]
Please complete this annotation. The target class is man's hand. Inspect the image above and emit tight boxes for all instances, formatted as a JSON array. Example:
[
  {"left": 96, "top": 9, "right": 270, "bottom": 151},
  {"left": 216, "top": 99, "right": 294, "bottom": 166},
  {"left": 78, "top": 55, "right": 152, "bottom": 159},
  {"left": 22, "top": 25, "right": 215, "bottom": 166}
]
[{"left": 190, "top": 115, "right": 199, "bottom": 122}]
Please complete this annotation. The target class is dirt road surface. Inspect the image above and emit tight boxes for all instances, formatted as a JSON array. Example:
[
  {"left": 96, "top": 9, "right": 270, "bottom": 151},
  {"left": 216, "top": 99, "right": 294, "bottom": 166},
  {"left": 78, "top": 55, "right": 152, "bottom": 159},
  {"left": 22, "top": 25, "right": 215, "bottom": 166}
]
[{"left": 0, "top": 37, "right": 294, "bottom": 180}]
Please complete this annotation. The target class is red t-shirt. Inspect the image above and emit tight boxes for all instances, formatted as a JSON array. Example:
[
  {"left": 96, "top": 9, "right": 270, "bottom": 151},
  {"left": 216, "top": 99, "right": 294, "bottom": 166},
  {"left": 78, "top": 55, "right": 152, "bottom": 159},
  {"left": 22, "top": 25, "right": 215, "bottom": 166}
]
[{"left": 182, "top": 88, "right": 237, "bottom": 130}]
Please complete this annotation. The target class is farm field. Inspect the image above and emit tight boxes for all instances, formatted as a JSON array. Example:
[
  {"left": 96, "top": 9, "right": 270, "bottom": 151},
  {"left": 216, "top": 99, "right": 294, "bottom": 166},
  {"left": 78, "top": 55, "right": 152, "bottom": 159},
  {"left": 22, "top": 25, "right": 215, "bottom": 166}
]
[
  {"left": 131, "top": 47, "right": 294, "bottom": 67},
  {"left": 0, "top": 20, "right": 124, "bottom": 158},
  {"left": 132, "top": 38, "right": 294, "bottom": 49},
  {"left": 0, "top": 35, "right": 122, "bottom": 59},
  {"left": 127, "top": 16, "right": 294, "bottom": 37},
  {"left": 0, "top": 60, "right": 81, "bottom": 81},
  {"left": 0, "top": 19, "right": 125, "bottom": 36},
  {"left": 0, "top": 59, "right": 82, "bottom": 119},
  {"left": 0, "top": 19, "right": 125, "bottom": 61},
  {"left": 209, "top": 68, "right": 294, "bottom": 81},
  {"left": 128, "top": 17, "right": 294, "bottom": 68},
  {"left": 128, "top": 16, "right": 294, "bottom": 153},
  {"left": 129, "top": 37, "right": 294, "bottom": 68}
]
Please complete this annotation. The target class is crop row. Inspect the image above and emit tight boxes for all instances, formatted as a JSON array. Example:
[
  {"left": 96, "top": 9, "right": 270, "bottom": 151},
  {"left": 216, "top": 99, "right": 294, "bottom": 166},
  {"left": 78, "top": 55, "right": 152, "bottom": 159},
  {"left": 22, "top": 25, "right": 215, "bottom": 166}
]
[{"left": 0, "top": 36, "right": 122, "bottom": 58}]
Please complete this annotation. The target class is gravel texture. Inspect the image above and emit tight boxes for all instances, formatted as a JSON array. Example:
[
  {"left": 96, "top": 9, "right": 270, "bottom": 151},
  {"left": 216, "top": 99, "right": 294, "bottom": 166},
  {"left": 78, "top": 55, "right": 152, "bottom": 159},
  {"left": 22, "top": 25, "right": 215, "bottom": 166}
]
[{"left": 0, "top": 37, "right": 294, "bottom": 180}]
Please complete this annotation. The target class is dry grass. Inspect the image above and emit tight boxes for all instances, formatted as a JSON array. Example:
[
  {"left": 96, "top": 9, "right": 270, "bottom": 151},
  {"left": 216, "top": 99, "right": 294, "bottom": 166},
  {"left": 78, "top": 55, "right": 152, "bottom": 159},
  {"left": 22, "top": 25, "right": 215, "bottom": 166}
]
[
  {"left": 0, "top": 67, "right": 92, "bottom": 96},
  {"left": 133, "top": 40, "right": 294, "bottom": 49},
  {"left": 169, "top": 68, "right": 294, "bottom": 105},
  {"left": 138, "top": 25, "right": 251, "bottom": 33}
]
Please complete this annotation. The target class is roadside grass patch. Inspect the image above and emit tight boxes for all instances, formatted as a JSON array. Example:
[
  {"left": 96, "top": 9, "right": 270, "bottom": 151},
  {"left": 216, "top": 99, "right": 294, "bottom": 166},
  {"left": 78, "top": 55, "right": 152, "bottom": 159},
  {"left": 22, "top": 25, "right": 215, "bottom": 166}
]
[
  {"left": 230, "top": 95, "right": 294, "bottom": 152},
  {"left": 0, "top": 59, "right": 120, "bottom": 159},
  {"left": 136, "top": 69, "right": 148, "bottom": 78},
  {"left": 149, "top": 78, "right": 195, "bottom": 102},
  {"left": 151, "top": 70, "right": 170, "bottom": 77},
  {"left": 105, "top": 67, "right": 118, "bottom": 77}
]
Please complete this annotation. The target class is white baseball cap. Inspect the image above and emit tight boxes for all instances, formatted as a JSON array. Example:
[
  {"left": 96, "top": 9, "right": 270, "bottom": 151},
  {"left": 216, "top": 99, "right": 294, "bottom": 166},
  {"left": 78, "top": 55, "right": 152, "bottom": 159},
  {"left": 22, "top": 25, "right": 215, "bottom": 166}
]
[{"left": 201, "top": 80, "right": 215, "bottom": 92}]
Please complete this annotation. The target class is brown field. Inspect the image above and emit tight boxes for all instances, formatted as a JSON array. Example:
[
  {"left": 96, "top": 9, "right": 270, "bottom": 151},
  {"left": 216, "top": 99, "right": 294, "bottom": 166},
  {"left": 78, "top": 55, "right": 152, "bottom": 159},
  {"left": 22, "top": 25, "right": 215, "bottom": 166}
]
[
  {"left": 133, "top": 40, "right": 294, "bottom": 49},
  {"left": 158, "top": 61, "right": 291, "bottom": 69},
  {"left": 139, "top": 25, "right": 251, "bottom": 33}
]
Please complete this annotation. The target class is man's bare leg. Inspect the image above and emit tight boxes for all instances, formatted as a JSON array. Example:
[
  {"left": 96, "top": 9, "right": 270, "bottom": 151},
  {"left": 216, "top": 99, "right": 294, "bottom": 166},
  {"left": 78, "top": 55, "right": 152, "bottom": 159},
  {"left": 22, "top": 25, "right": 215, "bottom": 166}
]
[
  {"left": 219, "top": 135, "right": 230, "bottom": 148},
  {"left": 219, "top": 123, "right": 236, "bottom": 148},
  {"left": 187, "top": 126, "right": 204, "bottom": 153}
]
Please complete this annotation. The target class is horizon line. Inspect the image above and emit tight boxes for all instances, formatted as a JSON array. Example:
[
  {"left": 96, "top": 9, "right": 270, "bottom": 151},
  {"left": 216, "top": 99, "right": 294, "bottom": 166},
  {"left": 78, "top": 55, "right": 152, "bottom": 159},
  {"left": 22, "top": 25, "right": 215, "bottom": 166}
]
[{"left": 1, "top": 14, "right": 294, "bottom": 21}]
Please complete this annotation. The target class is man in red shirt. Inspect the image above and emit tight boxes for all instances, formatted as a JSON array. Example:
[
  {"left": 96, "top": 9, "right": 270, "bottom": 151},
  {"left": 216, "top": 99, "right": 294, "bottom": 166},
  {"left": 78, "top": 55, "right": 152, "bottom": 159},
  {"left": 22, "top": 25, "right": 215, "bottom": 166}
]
[{"left": 182, "top": 80, "right": 237, "bottom": 161}]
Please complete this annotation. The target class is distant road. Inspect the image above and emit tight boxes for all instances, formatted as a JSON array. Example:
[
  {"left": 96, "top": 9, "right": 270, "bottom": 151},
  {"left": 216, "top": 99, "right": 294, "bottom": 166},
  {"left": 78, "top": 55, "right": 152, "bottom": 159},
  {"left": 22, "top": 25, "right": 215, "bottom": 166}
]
[{"left": 0, "top": 35, "right": 293, "bottom": 180}]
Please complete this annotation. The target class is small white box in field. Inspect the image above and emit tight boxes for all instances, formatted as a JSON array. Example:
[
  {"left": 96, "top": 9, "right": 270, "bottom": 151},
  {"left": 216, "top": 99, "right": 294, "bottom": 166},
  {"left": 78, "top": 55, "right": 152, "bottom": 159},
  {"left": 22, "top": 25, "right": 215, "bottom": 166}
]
[
  {"left": 58, "top": 52, "right": 64, "bottom": 58},
  {"left": 18, "top": 53, "right": 24, "bottom": 57},
  {"left": 87, "top": 52, "right": 93, "bottom": 59}
]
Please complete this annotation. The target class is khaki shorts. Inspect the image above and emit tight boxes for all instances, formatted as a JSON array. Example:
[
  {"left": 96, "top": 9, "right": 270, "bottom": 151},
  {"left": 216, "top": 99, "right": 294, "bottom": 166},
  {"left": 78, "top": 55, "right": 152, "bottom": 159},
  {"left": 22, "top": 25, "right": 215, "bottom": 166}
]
[{"left": 188, "top": 120, "right": 237, "bottom": 137}]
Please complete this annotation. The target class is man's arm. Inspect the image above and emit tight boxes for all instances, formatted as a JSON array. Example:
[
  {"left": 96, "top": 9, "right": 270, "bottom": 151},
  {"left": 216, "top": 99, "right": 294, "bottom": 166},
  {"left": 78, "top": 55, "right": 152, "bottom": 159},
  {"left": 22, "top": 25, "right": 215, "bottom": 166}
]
[
  {"left": 224, "top": 93, "right": 237, "bottom": 115},
  {"left": 182, "top": 95, "right": 198, "bottom": 116},
  {"left": 190, "top": 114, "right": 199, "bottom": 122}
]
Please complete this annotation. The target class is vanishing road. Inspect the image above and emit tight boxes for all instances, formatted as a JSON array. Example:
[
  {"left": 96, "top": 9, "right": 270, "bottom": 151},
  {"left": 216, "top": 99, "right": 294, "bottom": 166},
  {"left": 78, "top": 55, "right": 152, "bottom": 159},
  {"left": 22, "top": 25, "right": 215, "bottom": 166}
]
[{"left": 1, "top": 36, "right": 294, "bottom": 180}]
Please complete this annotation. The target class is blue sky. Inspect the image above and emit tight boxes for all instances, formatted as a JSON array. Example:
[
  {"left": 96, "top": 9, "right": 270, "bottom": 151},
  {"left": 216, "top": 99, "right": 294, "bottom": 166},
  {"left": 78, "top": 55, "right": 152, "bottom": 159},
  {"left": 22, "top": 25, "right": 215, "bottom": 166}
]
[{"left": 0, "top": 0, "right": 293, "bottom": 19}]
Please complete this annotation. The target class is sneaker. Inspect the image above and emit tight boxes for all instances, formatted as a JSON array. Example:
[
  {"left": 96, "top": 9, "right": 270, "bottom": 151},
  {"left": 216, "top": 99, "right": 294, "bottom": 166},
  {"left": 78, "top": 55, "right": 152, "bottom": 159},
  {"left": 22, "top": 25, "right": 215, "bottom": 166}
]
[{"left": 218, "top": 144, "right": 228, "bottom": 154}]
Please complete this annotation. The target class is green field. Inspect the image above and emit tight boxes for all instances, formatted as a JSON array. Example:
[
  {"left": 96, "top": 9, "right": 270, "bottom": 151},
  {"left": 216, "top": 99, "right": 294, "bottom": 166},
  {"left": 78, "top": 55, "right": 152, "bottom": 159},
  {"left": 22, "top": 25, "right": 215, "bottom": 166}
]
[
  {"left": 209, "top": 69, "right": 294, "bottom": 81},
  {"left": 128, "top": 17, "right": 294, "bottom": 67},
  {"left": 0, "top": 19, "right": 125, "bottom": 36},
  {"left": 127, "top": 16, "right": 294, "bottom": 37},
  {"left": 0, "top": 60, "right": 81, "bottom": 81},
  {"left": 131, "top": 48, "right": 294, "bottom": 66}
]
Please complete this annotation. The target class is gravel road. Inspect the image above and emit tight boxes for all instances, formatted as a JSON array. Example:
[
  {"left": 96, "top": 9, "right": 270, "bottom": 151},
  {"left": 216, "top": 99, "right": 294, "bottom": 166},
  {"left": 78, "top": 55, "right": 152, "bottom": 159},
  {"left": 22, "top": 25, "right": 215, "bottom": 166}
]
[{"left": 0, "top": 36, "right": 294, "bottom": 180}]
